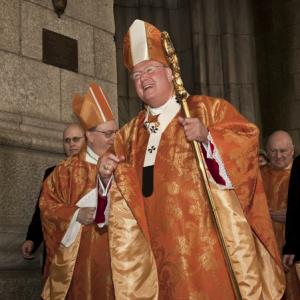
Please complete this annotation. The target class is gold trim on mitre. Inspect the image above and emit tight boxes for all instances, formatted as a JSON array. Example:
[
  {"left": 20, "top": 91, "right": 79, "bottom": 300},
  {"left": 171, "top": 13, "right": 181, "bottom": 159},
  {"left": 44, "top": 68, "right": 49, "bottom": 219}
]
[
  {"left": 123, "top": 19, "right": 168, "bottom": 70},
  {"left": 72, "top": 83, "right": 114, "bottom": 130}
]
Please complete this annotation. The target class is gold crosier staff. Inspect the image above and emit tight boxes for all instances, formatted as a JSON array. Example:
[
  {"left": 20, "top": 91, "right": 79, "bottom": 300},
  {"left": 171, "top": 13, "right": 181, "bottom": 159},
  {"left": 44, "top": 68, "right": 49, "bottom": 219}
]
[{"left": 161, "top": 31, "right": 242, "bottom": 300}]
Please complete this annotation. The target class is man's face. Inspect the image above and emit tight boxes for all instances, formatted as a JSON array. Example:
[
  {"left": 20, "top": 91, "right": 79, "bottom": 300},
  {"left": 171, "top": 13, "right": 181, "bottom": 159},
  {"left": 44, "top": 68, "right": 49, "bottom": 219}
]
[
  {"left": 132, "top": 60, "right": 174, "bottom": 108},
  {"left": 86, "top": 120, "right": 117, "bottom": 156},
  {"left": 63, "top": 125, "right": 85, "bottom": 156},
  {"left": 267, "top": 135, "right": 294, "bottom": 169}
]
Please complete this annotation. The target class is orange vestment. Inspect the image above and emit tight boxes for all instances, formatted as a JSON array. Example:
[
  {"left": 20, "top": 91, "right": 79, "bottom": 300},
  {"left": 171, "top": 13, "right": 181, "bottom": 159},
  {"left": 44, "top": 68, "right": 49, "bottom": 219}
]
[
  {"left": 40, "top": 149, "right": 114, "bottom": 300},
  {"left": 109, "top": 95, "right": 285, "bottom": 300},
  {"left": 261, "top": 164, "right": 300, "bottom": 300}
]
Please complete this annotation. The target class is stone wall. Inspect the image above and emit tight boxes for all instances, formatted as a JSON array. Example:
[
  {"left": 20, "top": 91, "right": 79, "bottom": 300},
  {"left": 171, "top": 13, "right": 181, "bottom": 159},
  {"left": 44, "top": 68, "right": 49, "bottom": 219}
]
[{"left": 0, "top": 1, "right": 117, "bottom": 299}]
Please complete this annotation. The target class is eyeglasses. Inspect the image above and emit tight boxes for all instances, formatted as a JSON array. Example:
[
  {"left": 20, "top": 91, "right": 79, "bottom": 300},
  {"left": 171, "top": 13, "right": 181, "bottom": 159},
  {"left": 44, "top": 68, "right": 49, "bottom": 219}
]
[
  {"left": 92, "top": 130, "right": 117, "bottom": 138},
  {"left": 63, "top": 136, "right": 84, "bottom": 144},
  {"left": 131, "top": 65, "right": 165, "bottom": 81}
]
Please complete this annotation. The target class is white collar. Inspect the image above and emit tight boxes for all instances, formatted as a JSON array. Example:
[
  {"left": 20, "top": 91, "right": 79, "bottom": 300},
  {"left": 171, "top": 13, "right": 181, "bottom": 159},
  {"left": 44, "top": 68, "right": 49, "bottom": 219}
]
[
  {"left": 147, "top": 96, "right": 176, "bottom": 116},
  {"left": 85, "top": 146, "right": 99, "bottom": 165}
]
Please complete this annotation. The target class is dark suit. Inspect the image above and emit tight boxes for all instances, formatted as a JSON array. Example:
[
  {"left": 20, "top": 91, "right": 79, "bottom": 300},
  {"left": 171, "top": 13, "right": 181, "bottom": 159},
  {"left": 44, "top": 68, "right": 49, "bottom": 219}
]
[
  {"left": 25, "top": 166, "right": 55, "bottom": 269},
  {"left": 283, "top": 155, "right": 300, "bottom": 261}
]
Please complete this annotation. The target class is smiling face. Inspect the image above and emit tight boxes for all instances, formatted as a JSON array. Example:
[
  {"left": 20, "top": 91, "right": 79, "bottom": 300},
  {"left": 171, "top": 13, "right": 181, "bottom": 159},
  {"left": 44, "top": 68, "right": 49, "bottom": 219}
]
[
  {"left": 132, "top": 60, "right": 174, "bottom": 108},
  {"left": 266, "top": 131, "right": 294, "bottom": 169}
]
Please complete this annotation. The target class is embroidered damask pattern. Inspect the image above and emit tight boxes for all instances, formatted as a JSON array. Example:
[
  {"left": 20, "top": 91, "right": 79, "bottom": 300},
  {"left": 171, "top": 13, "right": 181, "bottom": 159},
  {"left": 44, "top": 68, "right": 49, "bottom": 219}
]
[{"left": 152, "top": 244, "right": 179, "bottom": 299}]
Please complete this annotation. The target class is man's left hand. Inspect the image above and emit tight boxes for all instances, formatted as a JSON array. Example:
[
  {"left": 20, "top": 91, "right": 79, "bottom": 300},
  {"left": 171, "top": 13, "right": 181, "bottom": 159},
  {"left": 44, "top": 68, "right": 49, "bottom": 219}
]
[{"left": 178, "top": 116, "right": 208, "bottom": 143}]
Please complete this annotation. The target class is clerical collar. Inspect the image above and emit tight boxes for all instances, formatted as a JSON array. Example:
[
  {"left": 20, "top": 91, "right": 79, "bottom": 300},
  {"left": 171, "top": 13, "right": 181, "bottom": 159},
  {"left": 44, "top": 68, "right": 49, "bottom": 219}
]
[
  {"left": 147, "top": 96, "right": 175, "bottom": 116},
  {"left": 144, "top": 96, "right": 177, "bottom": 129},
  {"left": 86, "top": 146, "right": 99, "bottom": 165}
]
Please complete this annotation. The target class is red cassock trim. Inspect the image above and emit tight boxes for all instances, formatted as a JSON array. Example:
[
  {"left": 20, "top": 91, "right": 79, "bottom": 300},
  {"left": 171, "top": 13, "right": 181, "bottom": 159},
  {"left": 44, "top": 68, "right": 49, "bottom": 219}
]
[{"left": 200, "top": 143, "right": 226, "bottom": 186}]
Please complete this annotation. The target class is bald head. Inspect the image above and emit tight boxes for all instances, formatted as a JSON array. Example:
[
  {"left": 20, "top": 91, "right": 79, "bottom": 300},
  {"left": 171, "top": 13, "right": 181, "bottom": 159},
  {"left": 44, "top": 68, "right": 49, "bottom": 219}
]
[
  {"left": 63, "top": 123, "right": 86, "bottom": 156},
  {"left": 266, "top": 130, "right": 294, "bottom": 169}
]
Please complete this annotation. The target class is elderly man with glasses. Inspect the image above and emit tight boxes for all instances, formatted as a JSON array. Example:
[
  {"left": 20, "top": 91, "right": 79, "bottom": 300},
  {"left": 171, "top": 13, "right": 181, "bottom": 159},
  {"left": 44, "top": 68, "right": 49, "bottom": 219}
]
[{"left": 39, "top": 83, "right": 116, "bottom": 300}]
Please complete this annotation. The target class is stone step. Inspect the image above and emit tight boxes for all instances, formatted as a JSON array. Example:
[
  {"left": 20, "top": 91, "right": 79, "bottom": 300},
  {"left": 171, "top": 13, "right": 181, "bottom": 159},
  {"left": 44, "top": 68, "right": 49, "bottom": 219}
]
[
  {"left": 0, "top": 225, "right": 43, "bottom": 299},
  {"left": 0, "top": 225, "right": 43, "bottom": 270},
  {"left": 0, "top": 270, "right": 41, "bottom": 300}
]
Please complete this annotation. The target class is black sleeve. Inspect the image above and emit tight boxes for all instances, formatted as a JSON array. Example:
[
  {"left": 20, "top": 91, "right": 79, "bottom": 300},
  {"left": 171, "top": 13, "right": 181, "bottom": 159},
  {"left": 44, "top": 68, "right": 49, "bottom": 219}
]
[
  {"left": 283, "top": 156, "right": 300, "bottom": 259},
  {"left": 25, "top": 166, "right": 56, "bottom": 252}
]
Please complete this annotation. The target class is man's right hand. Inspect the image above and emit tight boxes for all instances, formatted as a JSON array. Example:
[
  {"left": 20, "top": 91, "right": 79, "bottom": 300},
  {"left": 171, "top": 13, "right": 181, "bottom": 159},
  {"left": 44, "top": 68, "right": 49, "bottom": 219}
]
[
  {"left": 98, "top": 153, "right": 125, "bottom": 186},
  {"left": 77, "top": 207, "right": 96, "bottom": 225},
  {"left": 21, "top": 240, "right": 35, "bottom": 259}
]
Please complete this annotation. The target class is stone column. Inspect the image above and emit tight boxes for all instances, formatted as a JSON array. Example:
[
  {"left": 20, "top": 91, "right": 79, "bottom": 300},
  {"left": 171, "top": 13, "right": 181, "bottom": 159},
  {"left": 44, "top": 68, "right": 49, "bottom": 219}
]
[
  {"left": 191, "top": 0, "right": 260, "bottom": 124},
  {"left": 254, "top": 0, "right": 300, "bottom": 153}
]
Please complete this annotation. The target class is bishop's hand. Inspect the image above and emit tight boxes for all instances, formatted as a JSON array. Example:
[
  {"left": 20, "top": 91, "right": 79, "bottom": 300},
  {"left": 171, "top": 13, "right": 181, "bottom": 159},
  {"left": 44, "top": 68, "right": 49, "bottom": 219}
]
[
  {"left": 178, "top": 116, "right": 208, "bottom": 143},
  {"left": 98, "top": 153, "right": 125, "bottom": 186}
]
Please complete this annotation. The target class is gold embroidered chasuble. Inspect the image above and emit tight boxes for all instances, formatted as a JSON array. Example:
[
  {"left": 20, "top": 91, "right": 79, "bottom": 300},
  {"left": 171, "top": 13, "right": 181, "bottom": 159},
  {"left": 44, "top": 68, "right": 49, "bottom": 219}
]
[
  {"left": 109, "top": 95, "right": 285, "bottom": 300},
  {"left": 40, "top": 149, "right": 114, "bottom": 300},
  {"left": 261, "top": 165, "right": 300, "bottom": 300}
]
